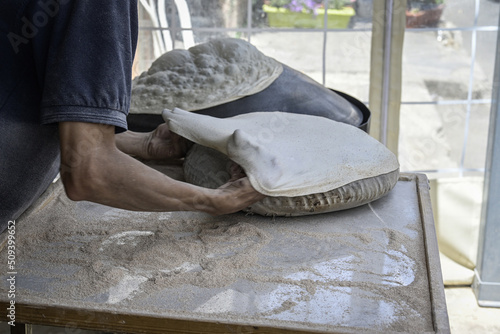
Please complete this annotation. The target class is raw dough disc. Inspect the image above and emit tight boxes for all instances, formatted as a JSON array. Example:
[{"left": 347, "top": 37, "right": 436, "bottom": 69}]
[
  {"left": 184, "top": 144, "right": 399, "bottom": 216},
  {"left": 162, "top": 108, "right": 399, "bottom": 198},
  {"left": 130, "top": 38, "right": 283, "bottom": 113}
]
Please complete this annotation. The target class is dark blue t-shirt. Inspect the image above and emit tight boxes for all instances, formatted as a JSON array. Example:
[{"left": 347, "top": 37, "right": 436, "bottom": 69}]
[
  {"left": 0, "top": 0, "right": 138, "bottom": 230},
  {"left": 1, "top": 0, "right": 138, "bottom": 130}
]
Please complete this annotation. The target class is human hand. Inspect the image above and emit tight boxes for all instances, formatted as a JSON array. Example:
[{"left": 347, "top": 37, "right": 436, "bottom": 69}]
[
  {"left": 228, "top": 161, "right": 246, "bottom": 181},
  {"left": 209, "top": 176, "right": 265, "bottom": 215},
  {"left": 142, "top": 123, "right": 193, "bottom": 160},
  {"left": 116, "top": 123, "right": 192, "bottom": 161}
]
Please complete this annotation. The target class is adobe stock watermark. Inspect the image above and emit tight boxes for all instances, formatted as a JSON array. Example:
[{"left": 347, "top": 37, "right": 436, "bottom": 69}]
[
  {"left": 6, "top": 220, "right": 17, "bottom": 326},
  {"left": 8, "top": 0, "right": 70, "bottom": 54}
]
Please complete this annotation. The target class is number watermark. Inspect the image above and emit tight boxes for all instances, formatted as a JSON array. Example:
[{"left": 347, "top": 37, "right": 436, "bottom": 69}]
[{"left": 6, "top": 220, "right": 16, "bottom": 326}]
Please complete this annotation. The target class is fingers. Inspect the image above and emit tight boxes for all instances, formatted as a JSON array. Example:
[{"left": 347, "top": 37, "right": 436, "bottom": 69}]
[
  {"left": 146, "top": 123, "right": 193, "bottom": 160},
  {"left": 214, "top": 177, "right": 265, "bottom": 215},
  {"left": 153, "top": 123, "right": 171, "bottom": 138},
  {"left": 228, "top": 162, "right": 246, "bottom": 181}
]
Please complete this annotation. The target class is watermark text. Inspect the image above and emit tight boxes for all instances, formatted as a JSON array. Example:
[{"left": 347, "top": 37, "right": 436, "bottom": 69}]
[{"left": 6, "top": 220, "right": 16, "bottom": 326}]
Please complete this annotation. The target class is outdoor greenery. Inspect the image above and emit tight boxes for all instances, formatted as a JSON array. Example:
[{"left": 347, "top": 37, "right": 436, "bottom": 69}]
[
  {"left": 263, "top": 0, "right": 355, "bottom": 29},
  {"left": 266, "top": 0, "right": 351, "bottom": 13}
]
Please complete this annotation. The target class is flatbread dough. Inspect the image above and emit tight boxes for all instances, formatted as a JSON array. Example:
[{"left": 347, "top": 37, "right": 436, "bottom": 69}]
[
  {"left": 163, "top": 108, "right": 399, "bottom": 197},
  {"left": 130, "top": 38, "right": 283, "bottom": 113},
  {"left": 183, "top": 144, "right": 399, "bottom": 216}
]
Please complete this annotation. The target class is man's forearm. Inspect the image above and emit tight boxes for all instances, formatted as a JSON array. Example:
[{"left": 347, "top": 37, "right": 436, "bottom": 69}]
[
  {"left": 115, "top": 124, "right": 192, "bottom": 161},
  {"left": 59, "top": 122, "right": 263, "bottom": 215},
  {"left": 115, "top": 131, "right": 147, "bottom": 158},
  {"left": 67, "top": 148, "right": 215, "bottom": 213}
]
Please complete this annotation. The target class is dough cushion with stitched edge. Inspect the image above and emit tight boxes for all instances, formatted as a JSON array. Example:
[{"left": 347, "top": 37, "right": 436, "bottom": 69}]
[{"left": 163, "top": 108, "right": 400, "bottom": 216}]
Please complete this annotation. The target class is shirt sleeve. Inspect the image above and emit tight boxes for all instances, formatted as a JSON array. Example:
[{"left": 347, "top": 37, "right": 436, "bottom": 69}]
[{"left": 37, "top": 0, "right": 138, "bottom": 133}]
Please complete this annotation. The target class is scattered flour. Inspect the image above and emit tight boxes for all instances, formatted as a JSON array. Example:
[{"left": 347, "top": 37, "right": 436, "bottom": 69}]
[{"left": 2, "top": 176, "right": 435, "bottom": 333}]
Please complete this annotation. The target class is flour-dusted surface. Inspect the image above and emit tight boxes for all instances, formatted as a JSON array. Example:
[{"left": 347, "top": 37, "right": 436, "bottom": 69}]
[
  {"left": 130, "top": 38, "right": 283, "bottom": 114},
  {"left": 0, "top": 174, "right": 440, "bottom": 333}
]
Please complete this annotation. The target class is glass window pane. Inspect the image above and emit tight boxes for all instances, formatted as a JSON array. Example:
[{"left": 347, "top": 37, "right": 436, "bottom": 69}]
[
  {"left": 399, "top": 101, "right": 492, "bottom": 173},
  {"left": 251, "top": 32, "right": 324, "bottom": 82},
  {"left": 135, "top": 26, "right": 157, "bottom": 76},
  {"left": 399, "top": 104, "right": 466, "bottom": 172},
  {"left": 473, "top": 30, "right": 497, "bottom": 99},
  {"left": 464, "top": 104, "right": 491, "bottom": 170},
  {"left": 438, "top": 0, "right": 475, "bottom": 28},
  {"left": 325, "top": 31, "right": 371, "bottom": 102},
  {"left": 260, "top": 0, "right": 357, "bottom": 30},
  {"left": 406, "top": 0, "right": 446, "bottom": 29},
  {"left": 400, "top": 0, "right": 496, "bottom": 175},
  {"left": 402, "top": 30, "right": 473, "bottom": 102}
]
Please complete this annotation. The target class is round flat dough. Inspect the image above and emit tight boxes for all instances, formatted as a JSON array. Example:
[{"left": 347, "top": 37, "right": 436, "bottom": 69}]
[
  {"left": 162, "top": 108, "right": 399, "bottom": 198},
  {"left": 184, "top": 144, "right": 399, "bottom": 216},
  {"left": 130, "top": 38, "right": 283, "bottom": 113}
]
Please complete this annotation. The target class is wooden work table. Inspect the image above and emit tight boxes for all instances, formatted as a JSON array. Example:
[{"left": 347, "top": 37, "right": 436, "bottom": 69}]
[{"left": 0, "top": 173, "right": 449, "bottom": 333}]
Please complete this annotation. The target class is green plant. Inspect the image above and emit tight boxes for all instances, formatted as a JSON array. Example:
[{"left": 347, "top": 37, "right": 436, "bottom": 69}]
[
  {"left": 268, "top": 0, "right": 291, "bottom": 8},
  {"left": 266, "top": 0, "right": 350, "bottom": 13},
  {"left": 331, "top": 0, "right": 348, "bottom": 10}
]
